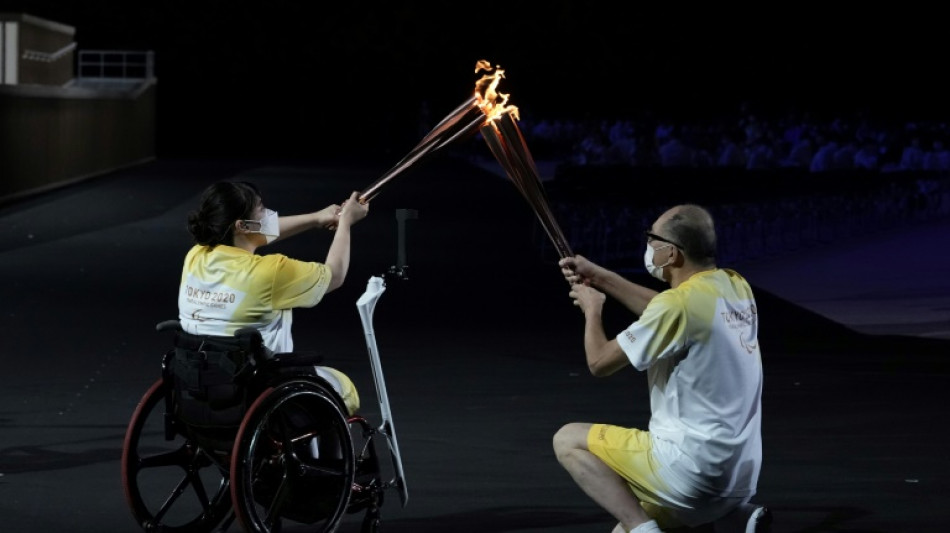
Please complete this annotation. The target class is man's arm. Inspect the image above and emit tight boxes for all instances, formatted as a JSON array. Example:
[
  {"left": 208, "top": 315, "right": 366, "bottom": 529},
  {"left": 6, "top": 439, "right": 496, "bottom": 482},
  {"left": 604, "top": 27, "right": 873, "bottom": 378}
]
[
  {"left": 583, "top": 309, "right": 630, "bottom": 377},
  {"left": 570, "top": 283, "right": 630, "bottom": 377},
  {"left": 560, "top": 255, "right": 659, "bottom": 316},
  {"left": 593, "top": 269, "right": 659, "bottom": 317}
]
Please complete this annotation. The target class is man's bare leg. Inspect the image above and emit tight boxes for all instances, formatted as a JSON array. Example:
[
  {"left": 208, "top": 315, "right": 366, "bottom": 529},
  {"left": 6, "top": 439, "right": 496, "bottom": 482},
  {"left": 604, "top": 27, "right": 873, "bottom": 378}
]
[{"left": 553, "top": 422, "right": 653, "bottom": 532}]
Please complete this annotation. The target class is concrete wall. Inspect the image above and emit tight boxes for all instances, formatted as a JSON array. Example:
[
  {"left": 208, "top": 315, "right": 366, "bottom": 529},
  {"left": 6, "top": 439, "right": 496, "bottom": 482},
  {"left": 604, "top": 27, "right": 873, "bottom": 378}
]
[
  {"left": 0, "top": 13, "right": 155, "bottom": 204},
  {"left": 1, "top": 12, "right": 76, "bottom": 86},
  {"left": 0, "top": 82, "right": 156, "bottom": 202}
]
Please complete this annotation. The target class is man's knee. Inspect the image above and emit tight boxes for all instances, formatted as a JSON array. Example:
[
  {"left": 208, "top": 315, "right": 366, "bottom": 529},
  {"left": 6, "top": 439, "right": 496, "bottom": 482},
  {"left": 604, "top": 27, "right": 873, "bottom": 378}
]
[
  {"left": 552, "top": 424, "right": 569, "bottom": 456},
  {"left": 553, "top": 422, "right": 590, "bottom": 460}
]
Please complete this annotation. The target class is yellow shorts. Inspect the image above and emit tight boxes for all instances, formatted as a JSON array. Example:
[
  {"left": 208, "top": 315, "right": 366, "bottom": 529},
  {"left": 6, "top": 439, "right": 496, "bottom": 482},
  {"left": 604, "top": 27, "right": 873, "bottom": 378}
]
[
  {"left": 588, "top": 424, "right": 750, "bottom": 528},
  {"left": 587, "top": 424, "right": 685, "bottom": 529}
]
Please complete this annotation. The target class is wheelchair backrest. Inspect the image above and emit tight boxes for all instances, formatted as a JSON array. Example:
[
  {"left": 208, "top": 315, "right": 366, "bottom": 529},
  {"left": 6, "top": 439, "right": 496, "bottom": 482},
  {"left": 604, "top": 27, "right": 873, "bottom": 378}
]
[{"left": 159, "top": 321, "right": 267, "bottom": 430}]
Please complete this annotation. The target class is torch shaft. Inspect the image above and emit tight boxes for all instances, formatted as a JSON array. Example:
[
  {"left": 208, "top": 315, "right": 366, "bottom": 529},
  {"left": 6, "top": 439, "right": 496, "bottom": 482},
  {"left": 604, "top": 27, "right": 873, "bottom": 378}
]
[
  {"left": 480, "top": 119, "right": 573, "bottom": 259},
  {"left": 359, "top": 98, "right": 485, "bottom": 203}
]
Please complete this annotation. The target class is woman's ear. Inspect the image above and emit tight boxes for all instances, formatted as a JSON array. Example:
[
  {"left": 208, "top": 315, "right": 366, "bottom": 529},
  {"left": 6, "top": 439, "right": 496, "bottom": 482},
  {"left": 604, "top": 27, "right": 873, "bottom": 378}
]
[{"left": 234, "top": 220, "right": 247, "bottom": 233}]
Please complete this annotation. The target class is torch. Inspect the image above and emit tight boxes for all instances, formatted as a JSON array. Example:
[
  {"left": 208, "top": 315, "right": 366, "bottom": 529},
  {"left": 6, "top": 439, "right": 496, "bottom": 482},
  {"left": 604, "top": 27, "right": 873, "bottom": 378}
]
[
  {"left": 358, "top": 93, "right": 486, "bottom": 203},
  {"left": 470, "top": 60, "right": 573, "bottom": 258},
  {"left": 358, "top": 60, "right": 574, "bottom": 259}
]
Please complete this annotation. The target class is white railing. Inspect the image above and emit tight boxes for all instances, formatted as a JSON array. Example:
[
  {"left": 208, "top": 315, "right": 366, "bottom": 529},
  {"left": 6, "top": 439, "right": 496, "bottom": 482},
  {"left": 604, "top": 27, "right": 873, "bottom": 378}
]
[
  {"left": 77, "top": 50, "right": 154, "bottom": 80},
  {"left": 22, "top": 42, "right": 77, "bottom": 62}
]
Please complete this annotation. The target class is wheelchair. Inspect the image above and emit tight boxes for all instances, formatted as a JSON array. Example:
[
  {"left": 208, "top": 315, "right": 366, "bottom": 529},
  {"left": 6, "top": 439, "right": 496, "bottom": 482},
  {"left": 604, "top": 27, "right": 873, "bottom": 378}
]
[{"left": 122, "top": 263, "right": 411, "bottom": 532}]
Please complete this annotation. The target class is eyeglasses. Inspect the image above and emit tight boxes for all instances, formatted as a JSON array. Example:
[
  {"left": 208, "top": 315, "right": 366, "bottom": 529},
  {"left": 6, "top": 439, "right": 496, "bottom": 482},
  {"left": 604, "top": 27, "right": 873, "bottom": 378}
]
[{"left": 645, "top": 230, "right": 684, "bottom": 249}]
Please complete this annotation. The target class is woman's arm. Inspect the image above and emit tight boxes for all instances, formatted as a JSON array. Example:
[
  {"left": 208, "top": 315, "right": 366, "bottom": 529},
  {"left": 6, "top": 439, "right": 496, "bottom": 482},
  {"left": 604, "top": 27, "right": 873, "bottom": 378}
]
[
  {"left": 323, "top": 192, "right": 369, "bottom": 292},
  {"left": 274, "top": 205, "right": 340, "bottom": 243}
]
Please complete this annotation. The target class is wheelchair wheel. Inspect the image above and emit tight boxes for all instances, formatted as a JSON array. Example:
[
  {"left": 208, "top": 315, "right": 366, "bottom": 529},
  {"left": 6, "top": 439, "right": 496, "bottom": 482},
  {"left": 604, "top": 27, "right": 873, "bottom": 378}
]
[
  {"left": 231, "top": 379, "right": 355, "bottom": 533},
  {"left": 122, "top": 379, "right": 233, "bottom": 532}
]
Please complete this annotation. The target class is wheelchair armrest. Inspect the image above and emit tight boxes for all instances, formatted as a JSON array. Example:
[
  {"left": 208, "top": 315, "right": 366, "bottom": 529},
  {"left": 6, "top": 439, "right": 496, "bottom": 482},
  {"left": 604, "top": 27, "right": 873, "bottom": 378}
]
[
  {"left": 234, "top": 327, "right": 268, "bottom": 362},
  {"left": 267, "top": 352, "right": 324, "bottom": 368},
  {"left": 156, "top": 320, "right": 182, "bottom": 333},
  {"left": 235, "top": 326, "right": 261, "bottom": 339}
]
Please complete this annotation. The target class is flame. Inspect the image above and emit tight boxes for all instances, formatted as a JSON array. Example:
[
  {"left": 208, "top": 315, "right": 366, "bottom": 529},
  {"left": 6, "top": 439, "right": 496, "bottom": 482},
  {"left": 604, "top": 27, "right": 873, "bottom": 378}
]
[
  {"left": 474, "top": 60, "right": 520, "bottom": 124},
  {"left": 472, "top": 60, "right": 573, "bottom": 259},
  {"left": 356, "top": 58, "right": 572, "bottom": 259}
]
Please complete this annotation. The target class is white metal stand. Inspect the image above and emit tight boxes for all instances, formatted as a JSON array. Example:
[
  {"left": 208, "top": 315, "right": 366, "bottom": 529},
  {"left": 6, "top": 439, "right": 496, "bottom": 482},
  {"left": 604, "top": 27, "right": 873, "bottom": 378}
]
[{"left": 356, "top": 275, "right": 408, "bottom": 507}]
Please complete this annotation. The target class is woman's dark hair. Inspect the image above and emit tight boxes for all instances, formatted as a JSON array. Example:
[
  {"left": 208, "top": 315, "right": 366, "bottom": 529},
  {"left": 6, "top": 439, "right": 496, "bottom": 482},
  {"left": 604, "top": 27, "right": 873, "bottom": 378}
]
[{"left": 187, "top": 181, "right": 262, "bottom": 246}]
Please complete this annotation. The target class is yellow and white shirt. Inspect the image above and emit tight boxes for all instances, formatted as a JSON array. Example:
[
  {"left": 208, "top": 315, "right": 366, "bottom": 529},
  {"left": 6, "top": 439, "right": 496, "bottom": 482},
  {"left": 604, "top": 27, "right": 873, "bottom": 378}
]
[
  {"left": 616, "top": 269, "right": 763, "bottom": 498},
  {"left": 178, "top": 244, "right": 332, "bottom": 353}
]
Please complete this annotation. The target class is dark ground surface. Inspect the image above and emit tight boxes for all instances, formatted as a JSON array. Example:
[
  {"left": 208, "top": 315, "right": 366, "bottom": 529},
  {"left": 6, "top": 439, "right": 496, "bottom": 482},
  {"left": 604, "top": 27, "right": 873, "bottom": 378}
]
[{"left": 1, "top": 156, "right": 948, "bottom": 532}]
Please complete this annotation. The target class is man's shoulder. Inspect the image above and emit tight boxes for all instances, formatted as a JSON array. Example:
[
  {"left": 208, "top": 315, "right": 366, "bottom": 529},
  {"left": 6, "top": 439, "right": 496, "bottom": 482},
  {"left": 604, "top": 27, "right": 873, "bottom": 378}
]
[
  {"left": 719, "top": 268, "right": 753, "bottom": 288},
  {"left": 648, "top": 286, "right": 687, "bottom": 312},
  {"left": 673, "top": 269, "right": 750, "bottom": 297}
]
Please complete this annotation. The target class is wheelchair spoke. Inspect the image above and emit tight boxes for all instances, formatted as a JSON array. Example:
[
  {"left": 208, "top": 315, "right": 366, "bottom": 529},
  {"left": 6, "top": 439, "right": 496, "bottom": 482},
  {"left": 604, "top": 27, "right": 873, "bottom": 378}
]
[
  {"left": 262, "top": 469, "right": 291, "bottom": 528},
  {"left": 188, "top": 464, "right": 227, "bottom": 512},
  {"left": 233, "top": 385, "right": 356, "bottom": 533},
  {"left": 152, "top": 474, "right": 193, "bottom": 523},
  {"left": 298, "top": 460, "right": 347, "bottom": 477},
  {"left": 136, "top": 445, "right": 192, "bottom": 470}
]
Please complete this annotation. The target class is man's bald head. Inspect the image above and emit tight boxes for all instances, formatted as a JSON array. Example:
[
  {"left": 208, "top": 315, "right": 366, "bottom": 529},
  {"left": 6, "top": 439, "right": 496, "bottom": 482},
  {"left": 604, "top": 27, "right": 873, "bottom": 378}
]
[{"left": 657, "top": 204, "right": 717, "bottom": 267}]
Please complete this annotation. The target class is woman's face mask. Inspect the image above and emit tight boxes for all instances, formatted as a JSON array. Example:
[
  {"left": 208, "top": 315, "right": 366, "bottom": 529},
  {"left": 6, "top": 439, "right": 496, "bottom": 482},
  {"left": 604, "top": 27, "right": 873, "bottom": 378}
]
[{"left": 241, "top": 209, "right": 280, "bottom": 243}]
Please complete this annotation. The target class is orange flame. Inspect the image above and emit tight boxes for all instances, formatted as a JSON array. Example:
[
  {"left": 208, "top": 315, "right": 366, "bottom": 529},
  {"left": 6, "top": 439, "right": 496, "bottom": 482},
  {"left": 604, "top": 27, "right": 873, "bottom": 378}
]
[
  {"left": 355, "top": 58, "right": 572, "bottom": 258},
  {"left": 472, "top": 60, "right": 573, "bottom": 259},
  {"left": 474, "top": 60, "right": 520, "bottom": 124}
]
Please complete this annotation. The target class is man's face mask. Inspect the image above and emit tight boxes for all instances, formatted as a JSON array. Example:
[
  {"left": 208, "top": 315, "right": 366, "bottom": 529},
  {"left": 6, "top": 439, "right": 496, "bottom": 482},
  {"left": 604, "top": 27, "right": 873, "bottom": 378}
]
[
  {"left": 241, "top": 209, "right": 280, "bottom": 243},
  {"left": 644, "top": 241, "right": 673, "bottom": 281}
]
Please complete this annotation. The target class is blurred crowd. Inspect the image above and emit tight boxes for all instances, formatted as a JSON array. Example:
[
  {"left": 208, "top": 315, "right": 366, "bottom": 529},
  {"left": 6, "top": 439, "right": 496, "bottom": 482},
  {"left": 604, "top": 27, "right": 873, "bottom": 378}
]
[
  {"left": 518, "top": 102, "right": 950, "bottom": 173},
  {"left": 506, "top": 102, "right": 950, "bottom": 269}
]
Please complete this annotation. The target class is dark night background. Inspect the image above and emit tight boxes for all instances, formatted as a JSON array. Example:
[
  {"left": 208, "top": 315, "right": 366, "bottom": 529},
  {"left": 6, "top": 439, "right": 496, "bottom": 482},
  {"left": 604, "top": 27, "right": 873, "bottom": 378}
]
[
  {"left": 7, "top": 2, "right": 949, "bottom": 160},
  {"left": 3, "top": 4, "right": 950, "bottom": 532}
]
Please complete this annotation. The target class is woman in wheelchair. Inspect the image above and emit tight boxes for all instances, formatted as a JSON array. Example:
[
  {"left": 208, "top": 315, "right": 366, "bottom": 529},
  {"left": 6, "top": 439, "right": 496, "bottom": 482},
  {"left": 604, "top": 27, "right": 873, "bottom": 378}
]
[
  {"left": 123, "top": 181, "right": 399, "bottom": 533},
  {"left": 178, "top": 180, "right": 369, "bottom": 415}
]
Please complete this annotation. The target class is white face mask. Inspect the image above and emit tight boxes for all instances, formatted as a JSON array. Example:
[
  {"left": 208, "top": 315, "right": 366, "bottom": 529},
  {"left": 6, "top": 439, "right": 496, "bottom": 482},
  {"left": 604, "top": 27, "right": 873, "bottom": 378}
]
[
  {"left": 644, "top": 242, "right": 673, "bottom": 281},
  {"left": 242, "top": 209, "right": 280, "bottom": 243}
]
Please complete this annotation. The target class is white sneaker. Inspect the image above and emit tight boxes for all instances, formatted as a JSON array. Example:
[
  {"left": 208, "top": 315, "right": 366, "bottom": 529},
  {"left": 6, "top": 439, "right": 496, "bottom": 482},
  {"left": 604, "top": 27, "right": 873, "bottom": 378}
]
[
  {"left": 744, "top": 505, "right": 771, "bottom": 533},
  {"left": 713, "top": 503, "right": 772, "bottom": 533}
]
